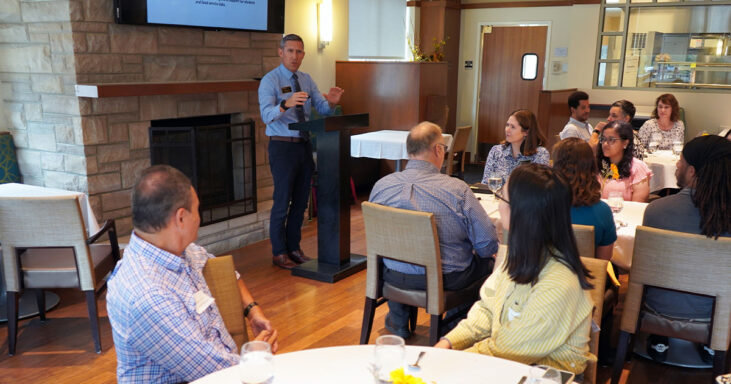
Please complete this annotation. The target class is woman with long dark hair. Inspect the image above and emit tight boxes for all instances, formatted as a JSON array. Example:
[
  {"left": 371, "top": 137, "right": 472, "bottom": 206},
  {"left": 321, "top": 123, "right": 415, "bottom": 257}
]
[
  {"left": 597, "top": 121, "right": 653, "bottom": 202},
  {"left": 481, "top": 109, "right": 549, "bottom": 183},
  {"left": 553, "top": 138, "right": 617, "bottom": 260},
  {"left": 436, "top": 164, "right": 596, "bottom": 375}
]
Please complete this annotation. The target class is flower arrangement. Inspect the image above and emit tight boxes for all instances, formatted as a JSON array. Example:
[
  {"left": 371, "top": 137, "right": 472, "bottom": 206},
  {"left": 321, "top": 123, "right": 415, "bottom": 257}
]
[
  {"left": 408, "top": 37, "right": 448, "bottom": 62},
  {"left": 389, "top": 368, "right": 433, "bottom": 384}
]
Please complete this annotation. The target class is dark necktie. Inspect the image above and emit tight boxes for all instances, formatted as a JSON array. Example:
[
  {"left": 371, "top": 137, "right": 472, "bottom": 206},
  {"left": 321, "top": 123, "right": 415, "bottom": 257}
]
[{"left": 292, "top": 73, "right": 306, "bottom": 123}]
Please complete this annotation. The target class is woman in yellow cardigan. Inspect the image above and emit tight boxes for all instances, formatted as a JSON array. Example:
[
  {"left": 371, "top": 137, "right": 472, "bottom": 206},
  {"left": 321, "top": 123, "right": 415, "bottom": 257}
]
[{"left": 435, "top": 163, "right": 596, "bottom": 375}]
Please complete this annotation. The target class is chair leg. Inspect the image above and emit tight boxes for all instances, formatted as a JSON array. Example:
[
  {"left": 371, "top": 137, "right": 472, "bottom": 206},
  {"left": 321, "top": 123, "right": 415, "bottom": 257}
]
[
  {"left": 84, "top": 290, "right": 102, "bottom": 353},
  {"left": 408, "top": 307, "right": 418, "bottom": 334},
  {"left": 611, "top": 331, "right": 632, "bottom": 384},
  {"left": 359, "top": 298, "right": 377, "bottom": 344},
  {"left": 712, "top": 350, "right": 726, "bottom": 380},
  {"left": 7, "top": 291, "right": 19, "bottom": 355},
  {"left": 34, "top": 289, "right": 46, "bottom": 322},
  {"left": 429, "top": 314, "right": 441, "bottom": 346}
]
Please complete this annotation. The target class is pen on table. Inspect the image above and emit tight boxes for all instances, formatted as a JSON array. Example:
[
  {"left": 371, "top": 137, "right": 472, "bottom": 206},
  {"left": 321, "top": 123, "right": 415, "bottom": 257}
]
[{"left": 517, "top": 376, "right": 527, "bottom": 384}]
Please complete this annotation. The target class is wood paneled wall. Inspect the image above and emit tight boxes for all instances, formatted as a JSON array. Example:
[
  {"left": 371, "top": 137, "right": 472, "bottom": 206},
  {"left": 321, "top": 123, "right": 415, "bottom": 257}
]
[
  {"left": 416, "top": 1, "right": 461, "bottom": 134},
  {"left": 335, "top": 61, "right": 448, "bottom": 134},
  {"left": 537, "top": 88, "right": 577, "bottom": 151}
]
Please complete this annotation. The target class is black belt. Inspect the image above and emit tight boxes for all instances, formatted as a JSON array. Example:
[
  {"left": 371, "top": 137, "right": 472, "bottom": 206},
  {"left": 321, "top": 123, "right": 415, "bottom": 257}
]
[{"left": 270, "top": 136, "right": 307, "bottom": 143}]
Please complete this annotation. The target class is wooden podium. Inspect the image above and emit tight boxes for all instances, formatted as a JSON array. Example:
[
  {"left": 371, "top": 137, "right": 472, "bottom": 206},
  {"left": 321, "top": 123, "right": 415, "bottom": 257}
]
[{"left": 289, "top": 113, "right": 369, "bottom": 283}]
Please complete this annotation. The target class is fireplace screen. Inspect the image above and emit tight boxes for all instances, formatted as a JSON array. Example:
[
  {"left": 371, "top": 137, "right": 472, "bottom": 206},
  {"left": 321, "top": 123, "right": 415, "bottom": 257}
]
[{"left": 149, "top": 114, "right": 257, "bottom": 226}]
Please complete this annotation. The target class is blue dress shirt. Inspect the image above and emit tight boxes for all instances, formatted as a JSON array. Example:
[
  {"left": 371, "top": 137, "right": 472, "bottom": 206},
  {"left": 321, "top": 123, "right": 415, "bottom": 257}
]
[
  {"left": 258, "top": 63, "right": 332, "bottom": 137},
  {"left": 369, "top": 160, "right": 499, "bottom": 274},
  {"left": 107, "top": 233, "right": 240, "bottom": 384}
]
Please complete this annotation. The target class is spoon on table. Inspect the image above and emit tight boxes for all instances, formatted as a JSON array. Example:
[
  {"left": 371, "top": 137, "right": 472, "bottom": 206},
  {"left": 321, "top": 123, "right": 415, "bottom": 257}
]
[{"left": 409, "top": 351, "right": 426, "bottom": 371}]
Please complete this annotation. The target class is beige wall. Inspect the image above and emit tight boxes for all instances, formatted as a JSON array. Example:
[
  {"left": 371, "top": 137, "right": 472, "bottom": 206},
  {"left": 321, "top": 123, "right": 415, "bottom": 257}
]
[
  {"left": 458, "top": 4, "right": 731, "bottom": 152},
  {"left": 284, "top": 0, "right": 349, "bottom": 90}
]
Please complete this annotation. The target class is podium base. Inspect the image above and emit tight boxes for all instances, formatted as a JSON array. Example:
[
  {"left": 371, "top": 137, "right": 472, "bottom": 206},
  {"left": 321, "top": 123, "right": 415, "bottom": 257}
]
[{"left": 291, "top": 255, "right": 367, "bottom": 283}]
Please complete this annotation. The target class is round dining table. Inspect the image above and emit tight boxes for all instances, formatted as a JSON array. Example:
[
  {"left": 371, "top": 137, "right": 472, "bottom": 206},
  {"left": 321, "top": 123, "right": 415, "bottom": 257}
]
[
  {"left": 192, "top": 345, "right": 534, "bottom": 384},
  {"left": 643, "top": 150, "right": 679, "bottom": 192}
]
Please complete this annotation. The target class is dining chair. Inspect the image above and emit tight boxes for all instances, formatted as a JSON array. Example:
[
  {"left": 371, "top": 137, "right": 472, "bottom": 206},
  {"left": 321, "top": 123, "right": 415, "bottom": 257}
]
[
  {"left": 0, "top": 195, "right": 120, "bottom": 355},
  {"left": 610, "top": 226, "right": 731, "bottom": 384},
  {"left": 444, "top": 125, "right": 472, "bottom": 178},
  {"left": 573, "top": 224, "right": 595, "bottom": 258},
  {"left": 580, "top": 256, "right": 609, "bottom": 384},
  {"left": 359, "top": 202, "right": 483, "bottom": 345},
  {"left": 202, "top": 254, "right": 248, "bottom": 349}
]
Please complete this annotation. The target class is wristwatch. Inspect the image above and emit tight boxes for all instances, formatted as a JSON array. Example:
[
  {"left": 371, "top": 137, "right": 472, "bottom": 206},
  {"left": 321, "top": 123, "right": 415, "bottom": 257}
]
[{"left": 280, "top": 100, "right": 289, "bottom": 110}]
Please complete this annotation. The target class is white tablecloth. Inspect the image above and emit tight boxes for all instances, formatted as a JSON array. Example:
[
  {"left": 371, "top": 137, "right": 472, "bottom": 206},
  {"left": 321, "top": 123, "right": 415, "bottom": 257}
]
[
  {"left": 644, "top": 150, "right": 678, "bottom": 192},
  {"left": 350, "top": 130, "right": 453, "bottom": 161},
  {"left": 608, "top": 200, "right": 648, "bottom": 271},
  {"left": 192, "top": 345, "right": 533, "bottom": 384},
  {"left": 0, "top": 183, "right": 100, "bottom": 235},
  {"left": 477, "top": 192, "right": 647, "bottom": 271}
]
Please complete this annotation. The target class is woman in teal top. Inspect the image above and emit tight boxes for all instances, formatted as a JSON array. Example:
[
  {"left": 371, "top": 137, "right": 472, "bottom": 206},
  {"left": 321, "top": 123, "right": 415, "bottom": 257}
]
[{"left": 553, "top": 138, "right": 617, "bottom": 260}]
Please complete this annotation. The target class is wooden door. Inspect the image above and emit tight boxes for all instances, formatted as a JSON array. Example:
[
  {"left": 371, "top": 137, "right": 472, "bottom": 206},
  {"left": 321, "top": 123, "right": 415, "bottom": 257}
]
[{"left": 477, "top": 26, "right": 547, "bottom": 144}]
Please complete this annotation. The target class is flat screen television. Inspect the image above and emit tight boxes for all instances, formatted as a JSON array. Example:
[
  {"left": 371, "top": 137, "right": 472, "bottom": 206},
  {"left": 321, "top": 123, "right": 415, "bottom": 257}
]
[{"left": 114, "top": 0, "right": 285, "bottom": 34}]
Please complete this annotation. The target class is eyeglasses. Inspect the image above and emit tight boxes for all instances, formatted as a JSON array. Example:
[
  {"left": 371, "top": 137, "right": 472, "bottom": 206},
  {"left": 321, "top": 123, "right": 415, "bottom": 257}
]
[
  {"left": 494, "top": 191, "right": 510, "bottom": 205},
  {"left": 435, "top": 143, "right": 448, "bottom": 151},
  {"left": 599, "top": 136, "right": 621, "bottom": 145}
]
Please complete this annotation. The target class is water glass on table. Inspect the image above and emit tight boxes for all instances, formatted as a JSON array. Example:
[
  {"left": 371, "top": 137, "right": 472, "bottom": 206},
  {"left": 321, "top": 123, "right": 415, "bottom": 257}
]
[
  {"left": 373, "top": 335, "right": 405, "bottom": 383},
  {"left": 607, "top": 191, "right": 624, "bottom": 214},
  {"left": 487, "top": 175, "right": 504, "bottom": 201},
  {"left": 648, "top": 133, "right": 662, "bottom": 153},
  {"left": 672, "top": 141, "right": 683, "bottom": 156},
  {"left": 239, "top": 341, "right": 274, "bottom": 384}
]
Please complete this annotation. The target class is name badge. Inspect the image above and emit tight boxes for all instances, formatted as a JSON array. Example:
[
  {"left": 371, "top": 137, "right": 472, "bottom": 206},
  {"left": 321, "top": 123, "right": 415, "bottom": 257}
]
[
  {"left": 281, "top": 86, "right": 292, "bottom": 93},
  {"left": 193, "top": 290, "right": 215, "bottom": 314}
]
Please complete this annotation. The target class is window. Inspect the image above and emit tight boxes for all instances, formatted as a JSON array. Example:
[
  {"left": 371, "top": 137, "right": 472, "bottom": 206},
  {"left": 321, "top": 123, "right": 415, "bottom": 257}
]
[
  {"left": 594, "top": 0, "right": 731, "bottom": 90},
  {"left": 521, "top": 54, "right": 539, "bottom": 80},
  {"left": 348, "top": 0, "right": 407, "bottom": 60}
]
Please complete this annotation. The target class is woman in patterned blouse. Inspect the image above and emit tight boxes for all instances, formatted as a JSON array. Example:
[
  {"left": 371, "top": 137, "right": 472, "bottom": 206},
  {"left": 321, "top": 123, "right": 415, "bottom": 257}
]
[
  {"left": 598, "top": 121, "right": 652, "bottom": 202},
  {"left": 436, "top": 164, "right": 595, "bottom": 375},
  {"left": 638, "top": 93, "right": 685, "bottom": 150},
  {"left": 481, "top": 109, "right": 549, "bottom": 184}
]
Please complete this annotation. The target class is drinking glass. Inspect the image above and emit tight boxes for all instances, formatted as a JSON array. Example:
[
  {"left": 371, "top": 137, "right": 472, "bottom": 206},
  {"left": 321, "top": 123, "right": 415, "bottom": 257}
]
[
  {"left": 607, "top": 191, "right": 624, "bottom": 214},
  {"left": 373, "top": 335, "right": 405, "bottom": 383},
  {"left": 648, "top": 132, "right": 662, "bottom": 153},
  {"left": 239, "top": 341, "right": 274, "bottom": 384},
  {"left": 487, "top": 176, "right": 503, "bottom": 201},
  {"left": 672, "top": 141, "right": 683, "bottom": 156}
]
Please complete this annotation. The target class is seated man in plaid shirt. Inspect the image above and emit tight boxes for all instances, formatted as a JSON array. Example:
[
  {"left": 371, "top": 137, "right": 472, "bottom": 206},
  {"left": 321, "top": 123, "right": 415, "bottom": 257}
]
[
  {"left": 369, "top": 122, "right": 499, "bottom": 339},
  {"left": 107, "top": 165, "right": 278, "bottom": 384}
]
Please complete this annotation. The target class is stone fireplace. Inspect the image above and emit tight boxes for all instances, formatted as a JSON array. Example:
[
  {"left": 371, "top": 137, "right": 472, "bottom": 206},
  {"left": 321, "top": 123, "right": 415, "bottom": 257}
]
[{"left": 0, "top": 0, "right": 279, "bottom": 254}]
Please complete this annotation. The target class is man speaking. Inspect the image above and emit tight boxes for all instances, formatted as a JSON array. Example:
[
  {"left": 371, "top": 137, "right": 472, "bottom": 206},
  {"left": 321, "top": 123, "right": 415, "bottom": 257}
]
[{"left": 258, "top": 34, "right": 344, "bottom": 269}]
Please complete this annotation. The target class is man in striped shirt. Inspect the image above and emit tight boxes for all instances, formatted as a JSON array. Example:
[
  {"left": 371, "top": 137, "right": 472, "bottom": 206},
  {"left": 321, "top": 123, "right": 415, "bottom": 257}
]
[
  {"left": 107, "top": 165, "right": 278, "bottom": 383},
  {"left": 369, "top": 122, "right": 499, "bottom": 339}
]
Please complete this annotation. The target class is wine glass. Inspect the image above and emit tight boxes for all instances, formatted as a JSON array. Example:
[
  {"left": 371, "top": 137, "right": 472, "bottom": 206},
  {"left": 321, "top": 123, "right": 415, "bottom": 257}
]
[
  {"left": 672, "top": 141, "right": 683, "bottom": 156},
  {"left": 607, "top": 191, "right": 624, "bottom": 215},
  {"left": 648, "top": 132, "right": 662, "bottom": 153},
  {"left": 239, "top": 341, "right": 274, "bottom": 384},
  {"left": 373, "top": 335, "right": 405, "bottom": 383},
  {"left": 487, "top": 175, "right": 504, "bottom": 202}
]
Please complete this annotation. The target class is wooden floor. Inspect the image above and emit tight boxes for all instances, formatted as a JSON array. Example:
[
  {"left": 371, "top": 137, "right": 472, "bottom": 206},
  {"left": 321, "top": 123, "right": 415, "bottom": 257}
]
[{"left": 0, "top": 201, "right": 722, "bottom": 383}]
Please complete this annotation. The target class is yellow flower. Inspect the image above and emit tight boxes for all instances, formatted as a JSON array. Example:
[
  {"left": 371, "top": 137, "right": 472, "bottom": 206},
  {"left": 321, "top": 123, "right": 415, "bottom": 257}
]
[
  {"left": 390, "top": 367, "right": 429, "bottom": 384},
  {"left": 610, "top": 163, "right": 619, "bottom": 180}
]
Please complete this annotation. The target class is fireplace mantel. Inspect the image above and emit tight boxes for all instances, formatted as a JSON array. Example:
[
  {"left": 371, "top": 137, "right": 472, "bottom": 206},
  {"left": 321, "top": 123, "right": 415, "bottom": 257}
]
[{"left": 75, "top": 80, "right": 260, "bottom": 98}]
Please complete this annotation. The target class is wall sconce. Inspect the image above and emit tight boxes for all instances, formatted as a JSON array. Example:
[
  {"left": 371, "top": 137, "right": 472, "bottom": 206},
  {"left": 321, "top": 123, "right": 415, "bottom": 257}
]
[{"left": 318, "top": 0, "right": 333, "bottom": 49}]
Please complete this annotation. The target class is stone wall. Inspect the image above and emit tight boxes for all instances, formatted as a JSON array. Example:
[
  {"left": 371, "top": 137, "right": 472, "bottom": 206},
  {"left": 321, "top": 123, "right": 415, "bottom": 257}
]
[{"left": 1, "top": 0, "right": 279, "bottom": 255}]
